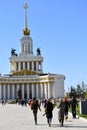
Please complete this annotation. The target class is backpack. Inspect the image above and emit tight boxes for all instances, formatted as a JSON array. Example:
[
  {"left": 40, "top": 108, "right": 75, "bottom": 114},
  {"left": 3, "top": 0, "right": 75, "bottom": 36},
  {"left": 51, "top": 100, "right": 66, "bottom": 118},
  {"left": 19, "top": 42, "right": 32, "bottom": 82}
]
[{"left": 32, "top": 101, "right": 38, "bottom": 110}]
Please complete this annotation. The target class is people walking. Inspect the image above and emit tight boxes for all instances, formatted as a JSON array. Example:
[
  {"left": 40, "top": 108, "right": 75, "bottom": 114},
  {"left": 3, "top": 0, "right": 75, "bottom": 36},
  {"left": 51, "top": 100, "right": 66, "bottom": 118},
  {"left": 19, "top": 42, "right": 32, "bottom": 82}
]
[
  {"left": 57, "top": 98, "right": 66, "bottom": 127},
  {"left": 64, "top": 97, "right": 70, "bottom": 120},
  {"left": 31, "top": 98, "right": 41, "bottom": 125},
  {"left": 44, "top": 98, "right": 53, "bottom": 127},
  {"left": 70, "top": 96, "right": 78, "bottom": 119}
]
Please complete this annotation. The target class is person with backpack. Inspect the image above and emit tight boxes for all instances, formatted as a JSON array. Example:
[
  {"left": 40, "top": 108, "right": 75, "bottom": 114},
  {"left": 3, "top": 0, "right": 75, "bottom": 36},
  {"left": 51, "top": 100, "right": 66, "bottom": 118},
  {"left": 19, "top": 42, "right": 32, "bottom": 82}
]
[{"left": 31, "top": 98, "right": 41, "bottom": 125}]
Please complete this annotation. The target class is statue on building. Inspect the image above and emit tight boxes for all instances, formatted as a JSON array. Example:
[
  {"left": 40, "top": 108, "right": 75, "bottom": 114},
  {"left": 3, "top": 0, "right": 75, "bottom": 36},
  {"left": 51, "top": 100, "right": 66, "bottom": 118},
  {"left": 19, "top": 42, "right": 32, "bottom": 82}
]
[
  {"left": 36, "top": 48, "right": 41, "bottom": 55},
  {"left": 11, "top": 48, "right": 18, "bottom": 56}
]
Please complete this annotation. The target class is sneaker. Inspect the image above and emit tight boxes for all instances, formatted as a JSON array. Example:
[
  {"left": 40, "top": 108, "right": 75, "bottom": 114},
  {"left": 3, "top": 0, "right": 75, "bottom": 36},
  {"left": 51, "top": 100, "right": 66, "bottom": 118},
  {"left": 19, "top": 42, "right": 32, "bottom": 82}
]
[{"left": 49, "top": 123, "right": 51, "bottom": 127}]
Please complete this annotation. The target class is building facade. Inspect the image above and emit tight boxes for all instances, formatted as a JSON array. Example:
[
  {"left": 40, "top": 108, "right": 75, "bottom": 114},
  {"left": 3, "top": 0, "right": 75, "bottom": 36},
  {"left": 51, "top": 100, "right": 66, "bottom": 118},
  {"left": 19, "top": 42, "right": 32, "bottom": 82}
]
[{"left": 0, "top": 4, "right": 65, "bottom": 100}]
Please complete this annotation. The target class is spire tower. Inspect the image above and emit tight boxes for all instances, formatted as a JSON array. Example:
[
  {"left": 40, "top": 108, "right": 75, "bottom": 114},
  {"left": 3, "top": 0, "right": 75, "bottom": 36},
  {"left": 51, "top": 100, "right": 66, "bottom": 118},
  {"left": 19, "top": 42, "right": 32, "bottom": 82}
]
[{"left": 23, "top": 3, "right": 30, "bottom": 35}]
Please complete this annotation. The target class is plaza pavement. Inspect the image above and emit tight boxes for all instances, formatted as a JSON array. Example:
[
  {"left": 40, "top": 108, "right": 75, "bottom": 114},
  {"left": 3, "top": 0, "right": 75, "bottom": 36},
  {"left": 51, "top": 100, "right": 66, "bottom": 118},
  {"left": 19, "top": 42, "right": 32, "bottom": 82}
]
[{"left": 0, "top": 103, "right": 87, "bottom": 130}]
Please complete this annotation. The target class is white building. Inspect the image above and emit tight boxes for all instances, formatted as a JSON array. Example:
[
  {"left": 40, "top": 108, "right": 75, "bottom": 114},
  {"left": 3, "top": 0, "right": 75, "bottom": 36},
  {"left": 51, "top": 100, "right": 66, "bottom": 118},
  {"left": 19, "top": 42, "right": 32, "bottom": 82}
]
[{"left": 0, "top": 4, "right": 65, "bottom": 100}]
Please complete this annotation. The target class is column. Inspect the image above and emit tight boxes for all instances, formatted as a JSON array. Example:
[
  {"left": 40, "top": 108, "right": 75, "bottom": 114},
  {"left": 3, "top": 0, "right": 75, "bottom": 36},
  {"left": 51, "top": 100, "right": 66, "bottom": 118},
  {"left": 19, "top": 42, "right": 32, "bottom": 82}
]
[
  {"left": 44, "top": 83, "right": 47, "bottom": 99},
  {"left": 14, "top": 62, "right": 16, "bottom": 71},
  {"left": 23, "top": 62, "right": 25, "bottom": 70},
  {"left": 50, "top": 83, "right": 53, "bottom": 98},
  {"left": 48, "top": 82, "right": 50, "bottom": 98},
  {"left": 36, "top": 62, "right": 38, "bottom": 71},
  {"left": 10, "top": 61, "right": 12, "bottom": 72},
  {"left": 17, "top": 84, "right": 19, "bottom": 97},
  {"left": 22, "top": 84, "right": 24, "bottom": 99},
  {"left": 32, "top": 62, "right": 34, "bottom": 71},
  {"left": 21, "top": 44, "right": 24, "bottom": 53},
  {"left": 12, "top": 84, "right": 15, "bottom": 99},
  {"left": 3, "top": 84, "right": 6, "bottom": 100},
  {"left": 0, "top": 84, "right": 2, "bottom": 99},
  {"left": 32, "top": 84, "right": 34, "bottom": 99},
  {"left": 36, "top": 84, "right": 39, "bottom": 98},
  {"left": 8, "top": 84, "right": 10, "bottom": 100},
  {"left": 41, "top": 83, "right": 43, "bottom": 99},
  {"left": 18, "top": 62, "right": 21, "bottom": 71},
  {"left": 27, "top": 84, "right": 29, "bottom": 99},
  {"left": 27, "top": 62, "right": 30, "bottom": 70},
  {"left": 40, "top": 62, "right": 43, "bottom": 72}
]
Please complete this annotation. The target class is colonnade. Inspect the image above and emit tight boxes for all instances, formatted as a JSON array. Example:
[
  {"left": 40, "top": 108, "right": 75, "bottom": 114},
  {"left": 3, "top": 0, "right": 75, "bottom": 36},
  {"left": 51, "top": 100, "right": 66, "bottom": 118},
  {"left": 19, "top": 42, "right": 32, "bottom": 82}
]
[
  {"left": 10, "top": 61, "right": 43, "bottom": 72},
  {"left": 0, "top": 82, "right": 53, "bottom": 100}
]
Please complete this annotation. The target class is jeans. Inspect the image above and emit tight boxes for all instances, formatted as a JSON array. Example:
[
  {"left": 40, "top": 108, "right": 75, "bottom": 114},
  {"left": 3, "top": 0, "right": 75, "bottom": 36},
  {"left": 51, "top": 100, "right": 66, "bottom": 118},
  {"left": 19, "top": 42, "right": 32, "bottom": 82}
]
[
  {"left": 72, "top": 108, "right": 76, "bottom": 118},
  {"left": 47, "top": 118, "right": 52, "bottom": 124}
]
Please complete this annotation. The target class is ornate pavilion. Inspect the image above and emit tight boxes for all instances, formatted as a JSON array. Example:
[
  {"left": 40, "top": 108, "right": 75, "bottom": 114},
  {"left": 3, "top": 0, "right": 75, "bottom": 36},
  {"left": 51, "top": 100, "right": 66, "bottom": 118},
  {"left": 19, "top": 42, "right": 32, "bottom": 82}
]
[{"left": 0, "top": 4, "right": 65, "bottom": 100}]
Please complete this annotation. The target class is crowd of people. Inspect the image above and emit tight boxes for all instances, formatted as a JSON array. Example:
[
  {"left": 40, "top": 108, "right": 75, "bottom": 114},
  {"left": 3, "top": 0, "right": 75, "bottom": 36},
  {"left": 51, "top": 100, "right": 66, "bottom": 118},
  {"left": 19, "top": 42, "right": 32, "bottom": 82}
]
[
  {"left": 1, "top": 96, "right": 78, "bottom": 127},
  {"left": 28, "top": 96, "right": 78, "bottom": 127}
]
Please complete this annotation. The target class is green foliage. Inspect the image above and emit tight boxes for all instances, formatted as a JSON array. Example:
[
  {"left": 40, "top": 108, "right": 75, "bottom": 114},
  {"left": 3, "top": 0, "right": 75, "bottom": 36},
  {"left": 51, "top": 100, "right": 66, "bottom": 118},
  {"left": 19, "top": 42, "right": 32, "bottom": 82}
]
[
  {"left": 68, "top": 86, "right": 77, "bottom": 98},
  {"left": 84, "top": 91, "right": 87, "bottom": 98},
  {"left": 67, "top": 84, "right": 86, "bottom": 99}
]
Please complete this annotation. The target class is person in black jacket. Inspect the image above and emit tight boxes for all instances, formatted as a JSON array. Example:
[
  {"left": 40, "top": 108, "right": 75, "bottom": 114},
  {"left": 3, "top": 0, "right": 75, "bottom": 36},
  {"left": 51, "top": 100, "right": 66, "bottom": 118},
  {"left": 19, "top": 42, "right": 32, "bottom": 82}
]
[
  {"left": 70, "top": 96, "right": 78, "bottom": 118},
  {"left": 44, "top": 98, "right": 53, "bottom": 127},
  {"left": 64, "top": 97, "right": 70, "bottom": 120},
  {"left": 31, "top": 99, "right": 41, "bottom": 125}
]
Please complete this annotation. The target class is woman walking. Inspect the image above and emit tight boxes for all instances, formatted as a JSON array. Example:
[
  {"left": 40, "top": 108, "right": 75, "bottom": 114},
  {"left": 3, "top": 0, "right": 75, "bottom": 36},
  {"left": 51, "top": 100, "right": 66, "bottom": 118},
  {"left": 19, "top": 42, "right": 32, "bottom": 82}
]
[
  {"left": 57, "top": 98, "right": 66, "bottom": 127},
  {"left": 44, "top": 98, "right": 53, "bottom": 127}
]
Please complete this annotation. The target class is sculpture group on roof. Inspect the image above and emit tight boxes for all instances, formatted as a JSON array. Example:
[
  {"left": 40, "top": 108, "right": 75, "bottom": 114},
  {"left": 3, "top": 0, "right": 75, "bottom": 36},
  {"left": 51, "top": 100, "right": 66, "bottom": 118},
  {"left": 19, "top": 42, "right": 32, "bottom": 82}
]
[
  {"left": 11, "top": 48, "right": 18, "bottom": 56},
  {"left": 36, "top": 48, "right": 41, "bottom": 55}
]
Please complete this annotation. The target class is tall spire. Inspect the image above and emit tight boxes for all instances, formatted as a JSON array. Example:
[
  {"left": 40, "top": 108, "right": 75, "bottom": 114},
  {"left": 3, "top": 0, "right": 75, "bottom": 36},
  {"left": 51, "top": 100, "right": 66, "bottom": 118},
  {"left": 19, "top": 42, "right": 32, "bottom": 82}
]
[{"left": 23, "top": 3, "right": 30, "bottom": 35}]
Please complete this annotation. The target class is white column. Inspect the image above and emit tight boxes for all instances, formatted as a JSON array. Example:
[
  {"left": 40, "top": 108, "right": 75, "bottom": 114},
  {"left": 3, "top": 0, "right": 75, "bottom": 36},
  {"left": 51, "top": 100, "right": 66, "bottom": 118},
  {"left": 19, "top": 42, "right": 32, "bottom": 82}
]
[
  {"left": 3, "top": 84, "right": 6, "bottom": 100},
  {"left": 27, "top": 62, "right": 30, "bottom": 70},
  {"left": 23, "top": 62, "right": 25, "bottom": 70},
  {"left": 40, "top": 62, "right": 43, "bottom": 72},
  {"left": 17, "top": 84, "right": 19, "bottom": 97},
  {"left": 14, "top": 62, "right": 16, "bottom": 71},
  {"left": 36, "top": 62, "right": 38, "bottom": 71},
  {"left": 0, "top": 84, "right": 2, "bottom": 99},
  {"left": 21, "top": 44, "right": 24, "bottom": 53},
  {"left": 18, "top": 62, "right": 21, "bottom": 71},
  {"left": 48, "top": 82, "right": 50, "bottom": 98},
  {"left": 41, "top": 83, "right": 43, "bottom": 99},
  {"left": 50, "top": 83, "right": 53, "bottom": 98},
  {"left": 44, "top": 83, "right": 47, "bottom": 99},
  {"left": 22, "top": 84, "right": 24, "bottom": 99},
  {"left": 10, "top": 61, "right": 12, "bottom": 72},
  {"left": 32, "top": 84, "right": 34, "bottom": 99},
  {"left": 27, "top": 84, "right": 29, "bottom": 99},
  {"left": 36, "top": 84, "right": 39, "bottom": 98},
  {"left": 8, "top": 84, "right": 10, "bottom": 100},
  {"left": 32, "top": 62, "right": 34, "bottom": 71},
  {"left": 12, "top": 84, "right": 15, "bottom": 99}
]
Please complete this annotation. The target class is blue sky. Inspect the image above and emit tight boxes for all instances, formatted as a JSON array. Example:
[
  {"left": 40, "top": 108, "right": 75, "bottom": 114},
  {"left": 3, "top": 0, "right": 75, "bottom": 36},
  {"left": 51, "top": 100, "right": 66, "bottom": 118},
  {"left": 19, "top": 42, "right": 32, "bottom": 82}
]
[{"left": 0, "top": 0, "right": 87, "bottom": 91}]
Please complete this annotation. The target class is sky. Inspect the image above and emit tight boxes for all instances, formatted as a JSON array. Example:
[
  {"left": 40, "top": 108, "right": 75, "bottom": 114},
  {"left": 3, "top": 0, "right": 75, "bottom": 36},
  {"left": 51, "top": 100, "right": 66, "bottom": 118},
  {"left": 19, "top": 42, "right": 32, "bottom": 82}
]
[{"left": 0, "top": 0, "right": 87, "bottom": 91}]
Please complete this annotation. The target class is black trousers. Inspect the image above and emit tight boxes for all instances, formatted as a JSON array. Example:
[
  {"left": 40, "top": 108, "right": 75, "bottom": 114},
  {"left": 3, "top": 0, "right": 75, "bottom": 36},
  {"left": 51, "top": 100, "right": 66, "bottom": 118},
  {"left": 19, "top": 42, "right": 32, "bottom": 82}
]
[{"left": 33, "top": 111, "right": 37, "bottom": 125}]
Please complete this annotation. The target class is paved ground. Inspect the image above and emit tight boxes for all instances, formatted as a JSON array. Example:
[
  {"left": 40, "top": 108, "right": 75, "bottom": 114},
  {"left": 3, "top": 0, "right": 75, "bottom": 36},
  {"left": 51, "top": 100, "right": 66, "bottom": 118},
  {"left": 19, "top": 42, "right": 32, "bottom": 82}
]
[{"left": 0, "top": 103, "right": 87, "bottom": 130}]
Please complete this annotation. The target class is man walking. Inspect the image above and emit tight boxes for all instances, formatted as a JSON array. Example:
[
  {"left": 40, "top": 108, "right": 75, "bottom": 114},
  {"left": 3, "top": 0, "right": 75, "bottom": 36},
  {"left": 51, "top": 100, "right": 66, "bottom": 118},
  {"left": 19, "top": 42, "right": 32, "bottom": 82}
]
[
  {"left": 31, "top": 98, "right": 41, "bottom": 125},
  {"left": 70, "top": 96, "right": 78, "bottom": 118}
]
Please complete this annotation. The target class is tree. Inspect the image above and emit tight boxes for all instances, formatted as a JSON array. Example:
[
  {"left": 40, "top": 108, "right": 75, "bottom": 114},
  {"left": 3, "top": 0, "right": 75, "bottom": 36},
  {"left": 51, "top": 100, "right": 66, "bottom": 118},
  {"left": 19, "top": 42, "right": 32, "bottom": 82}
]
[
  {"left": 69, "top": 86, "right": 77, "bottom": 98},
  {"left": 84, "top": 91, "right": 87, "bottom": 98},
  {"left": 76, "top": 84, "right": 85, "bottom": 98}
]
